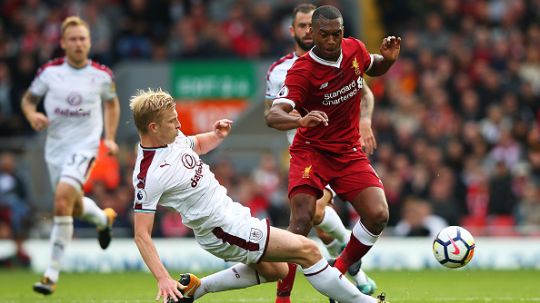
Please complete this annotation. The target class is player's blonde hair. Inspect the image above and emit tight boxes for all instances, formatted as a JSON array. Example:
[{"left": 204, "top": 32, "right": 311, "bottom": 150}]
[
  {"left": 130, "top": 88, "right": 176, "bottom": 134},
  {"left": 61, "top": 16, "right": 90, "bottom": 37}
]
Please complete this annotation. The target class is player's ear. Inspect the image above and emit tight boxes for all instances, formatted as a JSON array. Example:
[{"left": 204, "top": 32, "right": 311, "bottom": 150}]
[
  {"left": 289, "top": 25, "right": 294, "bottom": 38},
  {"left": 148, "top": 122, "right": 158, "bottom": 133}
]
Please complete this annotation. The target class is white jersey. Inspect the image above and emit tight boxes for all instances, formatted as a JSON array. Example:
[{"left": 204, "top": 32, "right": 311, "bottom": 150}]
[
  {"left": 132, "top": 133, "right": 253, "bottom": 237},
  {"left": 29, "top": 57, "right": 116, "bottom": 165},
  {"left": 265, "top": 52, "right": 299, "bottom": 144}
]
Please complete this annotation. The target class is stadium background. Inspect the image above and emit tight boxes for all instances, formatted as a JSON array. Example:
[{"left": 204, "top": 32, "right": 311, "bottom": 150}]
[{"left": 1, "top": 0, "right": 540, "bottom": 280}]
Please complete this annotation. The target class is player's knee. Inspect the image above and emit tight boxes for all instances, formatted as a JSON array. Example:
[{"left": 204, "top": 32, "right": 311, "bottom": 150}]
[
  {"left": 289, "top": 214, "right": 313, "bottom": 236},
  {"left": 258, "top": 262, "right": 288, "bottom": 282},
  {"left": 370, "top": 207, "right": 389, "bottom": 234}
]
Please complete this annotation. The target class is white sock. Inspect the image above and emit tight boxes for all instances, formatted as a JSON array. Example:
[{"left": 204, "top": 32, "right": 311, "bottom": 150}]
[
  {"left": 302, "top": 258, "right": 376, "bottom": 303},
  {"left": 316, "top": 206, "right": 350, "bottom": 244},
  {"left": 44, "top": 216, "right": 74, "bottom": 282},
  {"left": 325, "top": 239, "right": 344, "bottom": 257},
  {"left": 193, "top": 263, "right": 267, "bottom": 299},
  {"left": 80, "top": 197, "right": 107, "bottom": 229}
]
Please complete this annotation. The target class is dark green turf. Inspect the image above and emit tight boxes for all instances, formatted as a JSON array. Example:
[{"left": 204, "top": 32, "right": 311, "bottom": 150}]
[{"left": 1, "top": 269, "right": 539, "bottom": 302}]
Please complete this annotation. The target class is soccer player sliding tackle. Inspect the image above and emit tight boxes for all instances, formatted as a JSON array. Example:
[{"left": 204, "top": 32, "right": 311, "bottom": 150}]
[{"left": 130, "top": 89, "right": 385, "bottom": 303}]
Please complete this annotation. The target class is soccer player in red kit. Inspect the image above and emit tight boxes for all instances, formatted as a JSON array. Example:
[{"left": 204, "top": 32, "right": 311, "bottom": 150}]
[{"left": 265, "top": 5, "right": 400, "bottom": 301}]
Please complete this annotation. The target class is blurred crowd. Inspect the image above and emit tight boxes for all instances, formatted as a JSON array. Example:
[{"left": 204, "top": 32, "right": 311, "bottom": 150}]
[
  {"left": 1, "top": 0, "right": 540, "bottom": 254},
  {"left": 372, "top": 0, "right": 540, "bottom": 235}
]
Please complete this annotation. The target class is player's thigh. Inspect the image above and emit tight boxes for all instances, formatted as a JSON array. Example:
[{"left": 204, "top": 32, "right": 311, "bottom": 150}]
[{"left": 261, "top": 226, "right": 321, "bottom": 268}]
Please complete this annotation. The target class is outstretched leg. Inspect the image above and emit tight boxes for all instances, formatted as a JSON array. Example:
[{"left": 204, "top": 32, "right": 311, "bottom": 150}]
[{"left": 334, "top": 187, "right": 388, "bottom": 274}]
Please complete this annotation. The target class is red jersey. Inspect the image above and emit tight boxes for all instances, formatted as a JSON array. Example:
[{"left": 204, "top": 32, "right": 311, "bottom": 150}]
[{"left": 274, "top": 37, "right": 373, "bottom": 155}]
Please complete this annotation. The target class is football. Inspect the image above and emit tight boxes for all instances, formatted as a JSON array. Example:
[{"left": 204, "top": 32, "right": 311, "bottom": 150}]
[{"left": 432, "top": 226, "right": 475, "bottom": 268}]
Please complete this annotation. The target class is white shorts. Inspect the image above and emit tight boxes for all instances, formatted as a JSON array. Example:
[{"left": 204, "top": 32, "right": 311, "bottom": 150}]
[
  {"left": 47, "top": 150, "right": 96, "bottom": 191},
  {"left": 196, "top": 216, "right": 270, "bottom": 264}
]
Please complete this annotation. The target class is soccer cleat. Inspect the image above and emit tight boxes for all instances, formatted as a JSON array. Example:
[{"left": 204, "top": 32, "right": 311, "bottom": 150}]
[
  {"left": 356, "top": 276, "right": 377, "bottom": 295},
  {"left": 98, "top": 208, "right": 117, "bottom": 249},
  {"left": 167, "top": 273, "right": 201, "bottom": 303},
  {"left": 33, "top": 276, "right": 56, "bottom": 295},
  {"left": 377, "top": 292, "right": 389, "bottom": 303}
]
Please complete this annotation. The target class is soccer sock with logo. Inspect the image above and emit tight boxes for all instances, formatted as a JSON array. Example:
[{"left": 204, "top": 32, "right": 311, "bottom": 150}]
[
  {"left": 316, "top": 206, "right": 350, "bottom": 244},
  {"left": 334, "top": 220, "right": 379, "bottom": 274},
  {"left": 303, "top": 258, "right": 376, "bottom": 303},
  {"left": 276, "top": 263, "right": 297, "bottom": 297},
  {"left": 44, "top": 216, "right": 74, "bottom": 282},
  {"left": 80, "top": 197, "right": 107, "bottom": 229},
  {"left": 193, "top": 263, "right": 267, "bottom": 299}
]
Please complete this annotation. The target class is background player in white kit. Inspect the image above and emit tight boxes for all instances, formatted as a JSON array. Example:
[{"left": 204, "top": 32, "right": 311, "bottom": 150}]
[
  {"left": 264, "top": 4, "right": 377, "bottom": 301},
  {"left": 130, "top": 88, "right": 387, "bottom": 303},
  {"left": 20, "top": 16, "right": 119, "bottom": 295}
]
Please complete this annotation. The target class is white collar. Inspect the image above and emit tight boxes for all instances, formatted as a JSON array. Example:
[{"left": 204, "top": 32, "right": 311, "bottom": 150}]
[{"left": 309, "top": 48, "right": 343, "bottom": 68}]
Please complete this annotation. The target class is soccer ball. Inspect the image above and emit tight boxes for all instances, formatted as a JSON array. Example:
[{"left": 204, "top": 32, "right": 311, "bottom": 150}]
[{"left": 432, "top": 226, "right": 475, "bottom": 268}]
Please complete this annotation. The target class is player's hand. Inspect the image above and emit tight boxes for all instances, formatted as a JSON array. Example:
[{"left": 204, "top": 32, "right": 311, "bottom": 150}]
[
  {"left": 380, "top": 35, "right": 401, "bottom": 62},
  {"left": 298, "top": 110, "right": 328, "bottom": 128},
  {"left": 214, "top": 119, "right": 233, "bottom": 139},
  {"left": 156, "top": 277, "right": 185, "bottom": 303},
  {"left": 28, "top": 112, "right": 49, "bottom": 132},
  {"left": 359, "top": 119, "right": 377, "bottom": 155},
  {"left": 103, "top": 139, "right": 119, "bottom": 156}
]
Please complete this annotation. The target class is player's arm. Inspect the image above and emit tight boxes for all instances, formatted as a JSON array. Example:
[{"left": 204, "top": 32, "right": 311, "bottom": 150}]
[
  {"left": 191, "top": 119, "right": 233, "bottom": 155},
  {"left": 365, "top": 36, "right": 401, "bottom": 77},
  {"left": 133, "top": 212, "right": 184, "bottom": 303},
  {"left": 265, "top": 103, "right": 328, "bottom": 130},
  {"left": 359, "top": 83, "right": 377, "bottom": 155},
  {"left": 20, "top": 90, "right": 49, "bottom": 132},
  {"left": 103, "top": 96, "right": 120, "bottom": 155}
]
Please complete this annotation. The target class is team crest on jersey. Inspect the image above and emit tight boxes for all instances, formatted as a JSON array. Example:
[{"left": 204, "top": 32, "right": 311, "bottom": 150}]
[
  {"left": 249, "top": 228, "right": 263, "bottom": 242},
  {"left": 182, "top": 154, "right": 196, "bottom": 169},
  {"left": 66, "top": 92, "right": 83, "bottom": 106},
  {"left": 302, "top": 165, "right": 312, "bottom": 179},
  {"left": 136, "top": 189, "right": 146, "bottom": 201},
  {"left": 352, "top": 57, "right": 361, "bottom": 75},
  {"left": 277, "top": 85, "right": 289, "bottom": 98}
]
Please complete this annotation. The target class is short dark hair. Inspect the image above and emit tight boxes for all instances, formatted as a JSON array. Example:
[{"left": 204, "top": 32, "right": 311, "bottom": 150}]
[
  {"left": 312, "top": 5, "right": 343, "bottom": 27},
  {"left": 292, "top": 3, "right": 316, "bottom": 25}
]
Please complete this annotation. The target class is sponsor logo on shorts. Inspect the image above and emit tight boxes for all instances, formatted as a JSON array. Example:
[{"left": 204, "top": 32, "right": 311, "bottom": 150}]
[
  {"left": 249, "top": 228, "right": 263, "bottom": 242},
  {"left": 302, "top": 165, "right": 312, "bottom": 179}
]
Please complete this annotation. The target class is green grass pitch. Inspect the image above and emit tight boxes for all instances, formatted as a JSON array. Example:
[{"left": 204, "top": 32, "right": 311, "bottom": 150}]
[{"left": 1, "top": 269, "right": 539, "bottom": 302}]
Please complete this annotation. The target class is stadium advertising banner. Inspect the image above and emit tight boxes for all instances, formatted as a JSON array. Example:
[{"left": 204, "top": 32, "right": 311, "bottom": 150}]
[
  {"left": 171, "top": 61, "right": 257, "bottom": 134},
  {"left": 175, "top": 100, "right": 248, "bottom": 134},
  {"left": 171, "top": 61, "right": 257, "bottom": 99},
  {"left": 2, "top": 237, "right": 540, "bottom": 273}
]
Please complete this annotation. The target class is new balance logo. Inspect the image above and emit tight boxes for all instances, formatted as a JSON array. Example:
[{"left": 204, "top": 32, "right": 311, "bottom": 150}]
[{"left": 320, "top": 82, "right": 328, "bottom": 89}]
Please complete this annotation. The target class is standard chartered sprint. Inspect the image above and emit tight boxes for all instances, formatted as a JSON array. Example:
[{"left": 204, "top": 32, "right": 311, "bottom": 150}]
[{"left": 322, "top": 77, "right": 363, "bottom": 106}]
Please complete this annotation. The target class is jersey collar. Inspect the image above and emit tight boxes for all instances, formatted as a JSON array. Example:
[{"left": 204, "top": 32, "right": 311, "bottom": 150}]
[{"left": 309, "top": 49, "right": 343, "bottom": 68}]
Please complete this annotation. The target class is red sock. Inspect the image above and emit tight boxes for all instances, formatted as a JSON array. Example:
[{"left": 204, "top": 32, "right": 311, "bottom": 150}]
[
  {"left": 334, "top": 232, "right": 372, "bottom": 274},
  {"left": 276, "top": 263, "right": 297, "bottom": 299}
]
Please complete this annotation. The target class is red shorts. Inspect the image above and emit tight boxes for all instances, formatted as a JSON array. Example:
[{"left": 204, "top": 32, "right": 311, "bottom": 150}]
[{"left": 288, "top": 146, "right": 384, "bottom": 202}]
